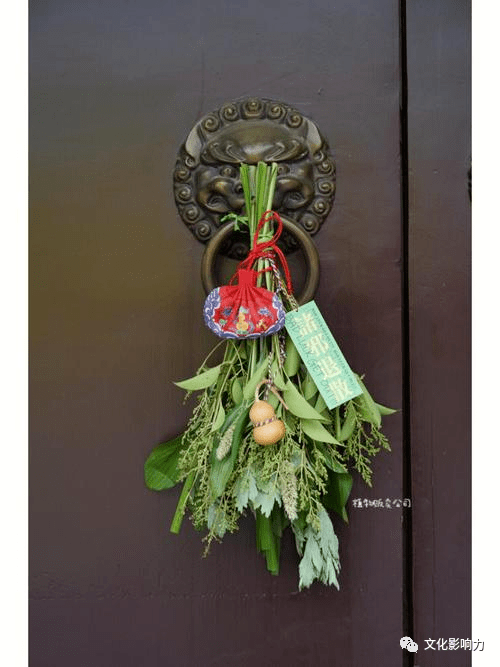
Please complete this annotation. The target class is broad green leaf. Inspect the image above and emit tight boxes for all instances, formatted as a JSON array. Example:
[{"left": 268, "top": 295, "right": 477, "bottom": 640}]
[
  {"left": 283, "top": 380, "right": 329, "bottom": 422},
  {"left": 314, "top": 393, "right": 328, "bottom": 415},
  {"left": 210, "top": 400, "right": 226, "bottom": 433},
  {"left": 174, "top": 364, "right": 221, "bottom": 391},
  {"left": 328, "top": 457, "right": 347, "bottom": 473},
  {"left": 316, "top": 442, "right": 348, "bottom": 473},
  {"left": 303, "top": 373, "right": 318, "bottom": 401},
  {"left": 231, "top": 377, "right": 243, "bottom": 405},
  {"left": 301, "top": 418, "right": 341, "bottom": 445},
  {"left": 210, "top": 408, "right": 248, "bottom": 497},
  {"left": 354, "top": 374, "right": 382, "bottom": 427},
  {"left": 283, "top": 337, "right": 301, "bottom": 377},
  {"left": 220, "top": 404, "right": 245, "bottom": 432},
  {"left": 339, "top": 401, "right": 357, "bottom": 441},
  {"left": 375, "top": 402, "right": 398, "bottom": 416},
  {"left": 322, "top": 472, "right": 353, "bottom": 523},
  {"left": 284, "top": 409, "right": 297, "bottom": 431},
  {"left": 243, "top": 357, "right": 269, "bottom": 400},
  {"left": 144, "top": 436, "right": 183, "bottom": 491},
  {"left": 170, "top": 471, "right": 195, "bottom": 534},
  {"left": 210, "top": 446, "right": 238, "bottom": 499},
  {"left": 270, "top": 359, "right": 286, "bottom": 390}
]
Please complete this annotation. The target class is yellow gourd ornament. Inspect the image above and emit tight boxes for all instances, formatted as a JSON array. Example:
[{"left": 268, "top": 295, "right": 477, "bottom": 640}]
[{"left": 250, "top": 381, "right": 288, "bottom": 446}]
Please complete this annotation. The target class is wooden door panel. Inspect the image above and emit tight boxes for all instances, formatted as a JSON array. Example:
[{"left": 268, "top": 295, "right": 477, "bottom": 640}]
[
  {"left": 406, "top": 1, "right": 471, "bottom": 664},
  {"left": 30, "top": 1, "right": 404, "bottom": 665}
]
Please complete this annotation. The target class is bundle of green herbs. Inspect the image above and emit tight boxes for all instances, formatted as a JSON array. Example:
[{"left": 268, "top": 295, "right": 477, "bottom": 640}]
[{"left": 144, "top": 161, "right": 394, "bottom": 589}]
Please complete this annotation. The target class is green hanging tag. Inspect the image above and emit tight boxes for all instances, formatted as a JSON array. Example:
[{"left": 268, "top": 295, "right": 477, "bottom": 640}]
[{"left": 285, "top": 301, "right": 362, "bottom": 410}]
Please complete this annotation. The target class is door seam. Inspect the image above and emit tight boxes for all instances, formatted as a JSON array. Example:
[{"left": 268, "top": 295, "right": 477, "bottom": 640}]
[{"left": 399, "top": 2, "right": 414, "bottom": 666}]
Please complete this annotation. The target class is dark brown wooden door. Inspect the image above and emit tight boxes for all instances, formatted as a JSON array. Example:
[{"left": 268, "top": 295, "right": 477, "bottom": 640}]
[{"left": 30, "top": 1, "right": 470, "bottom": 665}]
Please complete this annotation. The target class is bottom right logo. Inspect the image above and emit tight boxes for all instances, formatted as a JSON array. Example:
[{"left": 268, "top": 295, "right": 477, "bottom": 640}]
[{"left": 400, "top": 636, "right": 419, "bottom": 653}]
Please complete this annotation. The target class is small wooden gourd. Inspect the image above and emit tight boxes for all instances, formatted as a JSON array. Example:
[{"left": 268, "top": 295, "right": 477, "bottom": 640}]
[{"left": 250, "top": 381, "right": 288, "bottom": 446}]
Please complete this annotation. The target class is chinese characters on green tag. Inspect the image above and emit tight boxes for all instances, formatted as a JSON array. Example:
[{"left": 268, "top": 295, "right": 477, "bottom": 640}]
[{"left": 285, "top": 301, "right": 362, "bottom": 409}]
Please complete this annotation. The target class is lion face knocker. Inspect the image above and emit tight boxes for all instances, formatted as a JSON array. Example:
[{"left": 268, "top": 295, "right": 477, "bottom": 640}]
[{"left": 173, "top": 97, "right": 336, "bottom": 259}]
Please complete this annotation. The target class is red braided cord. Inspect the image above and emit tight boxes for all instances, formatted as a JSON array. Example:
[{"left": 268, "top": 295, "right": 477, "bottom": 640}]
[{"left": 231, "top": 211, "right": 293, "bottom": 293}]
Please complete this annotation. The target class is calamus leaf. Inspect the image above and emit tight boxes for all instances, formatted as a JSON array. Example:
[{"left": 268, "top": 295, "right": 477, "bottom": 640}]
[{"left": 256, "top": 509, "right": 281, "bottom": 576}]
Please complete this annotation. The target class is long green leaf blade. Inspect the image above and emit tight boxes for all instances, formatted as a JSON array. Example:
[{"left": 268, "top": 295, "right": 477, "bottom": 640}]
[
  {"left": 301, "top": 418, "right": 341, "bottom": 445},
  {"left": 322, "top": 472, "right": 353, "bottom": 523},
  {"left": 375, "top": 402, "right": 398, "bottom": 416},
  {"left": 174, "top": 364, "right": 221, "bottom": 391},
  {"left": 256, "top": 509, "right": 280, "bottom": 576},
  {"left": 170, "top": 471, "right": 196, "bottom": 534},
  {"left": 243, "top": 357, "right": 269, "bottom": 400},
  {"left": 339, "top": 401, "right": 357, "bottom": 441},
  {"left": 231, "top": 377, "right": 243, "bottom": 405},
  {"left": 144, "top": 436, "right": 183, "bottom": 490},
  {"left": 303, "top": 372, "right": 318, "bottom": 401},
  {"left": 210, "top": 407, "right": 249, "bottom": 498},
  {"left": 283, "top": 337, "right": 301, "bottom": 377},
  {"left": 210, "top": 399, "right": 226, "bottom": 433},
  {"left": 354, "top": 374, "right": 382, "bottom": 427},
  {"left": 283, "top": 380, "right": 329, "bottom": 422}
]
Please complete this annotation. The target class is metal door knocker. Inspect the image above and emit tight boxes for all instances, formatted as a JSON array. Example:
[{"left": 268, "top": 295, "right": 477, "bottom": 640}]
[
  {"left": 200, "top": 216, "right": 320, "bottom": 305},
  {"left": 173, "top": 96, "right": 336, "bottom": 301}
]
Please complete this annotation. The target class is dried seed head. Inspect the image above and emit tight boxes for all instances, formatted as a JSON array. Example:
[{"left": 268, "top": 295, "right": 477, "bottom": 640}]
[
  {"left": 216, "top": 423, "right": 236, "bottom": 461},
  {"left": 279, "top": 460, "right": 298, "bottom": 521}
]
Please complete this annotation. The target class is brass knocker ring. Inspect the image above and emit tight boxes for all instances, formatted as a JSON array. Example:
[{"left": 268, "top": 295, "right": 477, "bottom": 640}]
[{"left": 201, "top": 216, "right": 320, "bottom": 305}]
